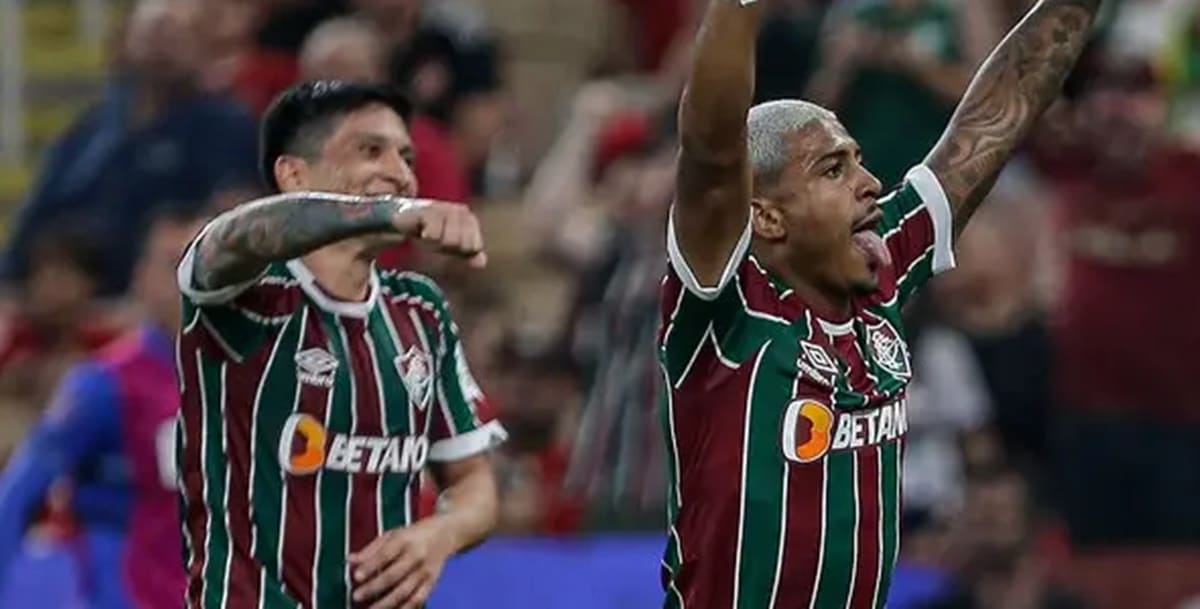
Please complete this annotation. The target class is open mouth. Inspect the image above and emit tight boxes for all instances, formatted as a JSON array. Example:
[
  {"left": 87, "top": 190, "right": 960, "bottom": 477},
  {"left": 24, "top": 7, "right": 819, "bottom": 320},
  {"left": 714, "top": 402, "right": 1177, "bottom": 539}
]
[{"left": 850, "top": 209, "right": 891, "bottom": 271}]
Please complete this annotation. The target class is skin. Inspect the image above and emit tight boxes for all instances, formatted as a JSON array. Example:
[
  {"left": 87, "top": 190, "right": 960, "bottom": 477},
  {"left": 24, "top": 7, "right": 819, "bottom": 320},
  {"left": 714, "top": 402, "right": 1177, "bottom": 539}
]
[
  {"left": 675, "top": 0, "right": 1102, "bottom": 318},
  {"left": 190, "top": 101, "right": 496, "bottom": 609}
]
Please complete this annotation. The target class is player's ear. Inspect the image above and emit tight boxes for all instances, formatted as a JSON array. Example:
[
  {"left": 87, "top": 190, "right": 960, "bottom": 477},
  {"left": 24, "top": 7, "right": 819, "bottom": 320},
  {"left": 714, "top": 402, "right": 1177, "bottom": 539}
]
[
  {"left": 751, "top": 198, "right": 786, "bottom": 241},
  {"left": 274, "top": 155, "right": 311, "bottom": 192}
]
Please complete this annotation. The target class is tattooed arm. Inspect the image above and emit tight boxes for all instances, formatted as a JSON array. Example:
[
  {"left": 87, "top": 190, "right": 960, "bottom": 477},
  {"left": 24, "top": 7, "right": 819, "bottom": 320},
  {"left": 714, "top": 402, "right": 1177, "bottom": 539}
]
[
  {"left": 191, "top": 192, "right": 485, "bottom": 291},
  {"left": 924, "top": 0, "right": 1101, "bottom": 237}
]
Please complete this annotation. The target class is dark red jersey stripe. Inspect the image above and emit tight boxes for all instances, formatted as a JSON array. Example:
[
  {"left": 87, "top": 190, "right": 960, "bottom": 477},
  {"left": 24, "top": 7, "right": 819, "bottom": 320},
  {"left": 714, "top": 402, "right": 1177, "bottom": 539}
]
[
  {"left": 280, "top": 316, "right": 331, "bottom": 605},
  {"left": 774, "top": 457, "right": 828, "bottom": 608},
  {"left": 344, "top": 319, "right": 383, "bottom": 554},
  {"left": 849, "top": 449, "right": 882, "bottom": 609},
  {"left": 177, "top": 344, "right": 208, "bottom": 609},
  {"left": 670, "top": 342, "right": 753, "bottom": 608},
  {"left": 224, "top": 357, "right": 270, "bottom": 606}
]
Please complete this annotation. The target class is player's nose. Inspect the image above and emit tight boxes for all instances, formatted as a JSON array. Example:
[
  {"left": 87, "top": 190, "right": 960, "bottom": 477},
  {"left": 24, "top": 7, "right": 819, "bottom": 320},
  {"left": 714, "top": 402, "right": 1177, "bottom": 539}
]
[{"left": 858, "top": 167, "right": 883, "bottom": 202}]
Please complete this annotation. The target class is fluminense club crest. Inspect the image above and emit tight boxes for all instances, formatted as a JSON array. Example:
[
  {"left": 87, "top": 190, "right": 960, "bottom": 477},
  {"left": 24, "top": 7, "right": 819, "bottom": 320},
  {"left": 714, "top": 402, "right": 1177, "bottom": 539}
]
[
  {"left": 866, "top": 319, "right": 911, "bottom": 379},
  {"left": 395, "top": 346, "right": 434, "bottom": 411}
]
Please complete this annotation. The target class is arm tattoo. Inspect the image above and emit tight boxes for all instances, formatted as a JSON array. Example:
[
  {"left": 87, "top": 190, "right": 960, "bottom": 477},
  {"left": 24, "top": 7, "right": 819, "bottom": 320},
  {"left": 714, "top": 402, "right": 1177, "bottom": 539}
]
[
  {"left": 192, "top": 192, "right": 424, "bottom": 290},
  {"left": 926, "top": 0, "right": 1101, "bottom": 234}
]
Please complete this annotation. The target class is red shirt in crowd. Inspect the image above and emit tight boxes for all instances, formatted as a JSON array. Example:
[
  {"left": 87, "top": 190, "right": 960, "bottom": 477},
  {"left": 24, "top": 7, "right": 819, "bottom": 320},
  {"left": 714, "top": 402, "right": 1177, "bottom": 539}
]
[{"left": 1050, "top": 147, "right": 1200, "bottom": 421}]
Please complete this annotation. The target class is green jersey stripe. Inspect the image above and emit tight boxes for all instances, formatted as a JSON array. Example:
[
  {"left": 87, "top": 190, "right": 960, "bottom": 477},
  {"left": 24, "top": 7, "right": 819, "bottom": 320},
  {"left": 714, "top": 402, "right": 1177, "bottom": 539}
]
[
  {"left": 314, "top": 313, "right": 354, "bottom": 607},
  {"left": 250, "top": 308, "right": 306, "bottom": 608},
  {"left": 872, "top": 443, "right": 901, "bottom": 609},
  {"left": 812, "top": 452, "right": 856, "bottom": 609},
  {"left": 896, "top": 250, "right": 934, "bottom": 306},
  {"left": 375, "top": 304, "right": 414, "bottom": 529},
  {"left": 734, "top": 345, "right": 789, "bottom": 609},
  {"left": 199, "top": 357, "right": 231, "bottom": 609},
  {"left": 247, "top": 312, "right": 292, "bottom": 559},
  {"left": 363, "top": 313, "right": 391, "bottom": 538},
  {"left": 658, "top": 363, "right": 686, "bottom": 609}
]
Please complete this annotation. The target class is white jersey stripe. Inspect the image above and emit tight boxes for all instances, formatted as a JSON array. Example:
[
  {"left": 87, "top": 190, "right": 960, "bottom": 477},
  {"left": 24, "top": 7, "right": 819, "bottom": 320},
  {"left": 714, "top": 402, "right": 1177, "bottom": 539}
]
[
  {"left": 274, "top": 307, "right": 308, "bottom": 609},
  {"left": 219, "top": 363, "right": 233, "bottom": 609},
  {"left": 332, "top": 318, "right": 358, "bottom": 606},
  {"left": 732, "top": 345, "right": 770, "bottom": 609},
  {"left": 843, "top": 454, "right": 860, "bottom": 609}
]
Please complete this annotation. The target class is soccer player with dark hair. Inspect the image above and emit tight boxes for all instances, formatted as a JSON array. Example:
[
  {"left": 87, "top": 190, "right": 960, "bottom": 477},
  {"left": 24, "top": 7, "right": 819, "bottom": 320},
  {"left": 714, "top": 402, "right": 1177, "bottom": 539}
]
[
  {"left": 659, "top": 1, "right": 1102, "bottom": 608},
  {"left": 175, "top": 80, "right": 506, "bottom": 609}
]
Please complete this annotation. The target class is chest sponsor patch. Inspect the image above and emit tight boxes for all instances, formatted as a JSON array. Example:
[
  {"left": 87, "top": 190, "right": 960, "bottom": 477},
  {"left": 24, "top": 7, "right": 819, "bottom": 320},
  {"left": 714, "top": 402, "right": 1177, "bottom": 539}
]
[
  {"left": 278, "top": 413, "right": 428, "bottom": 475},
  {"left": 780, "top": 398, "right": 908, "bottom": 463}
]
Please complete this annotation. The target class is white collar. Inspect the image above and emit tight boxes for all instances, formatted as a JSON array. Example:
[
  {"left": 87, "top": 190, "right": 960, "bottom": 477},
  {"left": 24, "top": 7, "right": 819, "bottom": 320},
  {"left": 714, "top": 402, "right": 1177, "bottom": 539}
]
[{"left": 286, "top": 259, "right": 380, "bottom": 318}]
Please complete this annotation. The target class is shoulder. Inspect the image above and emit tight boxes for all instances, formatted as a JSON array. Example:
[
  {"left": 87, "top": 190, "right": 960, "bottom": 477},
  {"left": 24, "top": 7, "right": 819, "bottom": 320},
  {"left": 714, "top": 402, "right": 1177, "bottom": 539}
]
[{"left": 378, "top": 269, "right": 451, "bottom": 313}]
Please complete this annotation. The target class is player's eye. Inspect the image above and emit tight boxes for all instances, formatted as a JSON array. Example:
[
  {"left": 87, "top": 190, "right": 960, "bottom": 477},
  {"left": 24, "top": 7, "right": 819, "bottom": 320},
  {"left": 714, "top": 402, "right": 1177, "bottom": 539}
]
[
  {"left": 824, "top": 162, "right": 843, "bottom": 179},
  {"left": 361, "top": 143, "right": 384, "bottom": 158}
]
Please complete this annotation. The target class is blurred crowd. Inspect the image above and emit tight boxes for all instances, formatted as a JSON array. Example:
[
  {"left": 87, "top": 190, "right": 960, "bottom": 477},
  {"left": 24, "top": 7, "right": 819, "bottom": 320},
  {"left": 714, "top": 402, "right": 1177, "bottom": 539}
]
[{"left": 0, "top": 0, "right": 1197, "bottom": 608}]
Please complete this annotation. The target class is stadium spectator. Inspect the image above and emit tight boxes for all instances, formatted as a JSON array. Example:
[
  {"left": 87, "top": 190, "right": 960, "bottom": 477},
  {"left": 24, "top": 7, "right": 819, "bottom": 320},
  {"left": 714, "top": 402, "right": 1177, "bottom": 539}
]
[
  {"left": 753, "top": 0, "right": 829, "bottom": 104},
  {"left": 0, "top": 224, "right": 123, "bottom": 460},
  {"left": 390, "top": 25, "right": 505, "bottom": 198},
  {"left": 807, "top": 0, "right": 1000, "bottom": 187},
  {"left": 1036, "top": 60, "right": 1200, "bottom": 609},
  {"left": 230, "top": 0, "right": 351, "bottom": 115},
  {"left": 0, "top": 0, "right": 259, "bottom": 296},
  {"left": 0, "top": 208, "right": 206, "bottom": 609},
  {"left": 919, "top": 469, "right": 1089, "bottom": 609}
]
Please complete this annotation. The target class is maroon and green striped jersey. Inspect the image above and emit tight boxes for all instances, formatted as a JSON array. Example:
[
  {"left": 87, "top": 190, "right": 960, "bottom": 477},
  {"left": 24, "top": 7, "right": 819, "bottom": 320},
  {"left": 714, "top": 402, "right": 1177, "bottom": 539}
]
[
  {"left": 658, "top": 165, "right": 955, "bottom": 609},
  {"left": 174, "top": 236, "right": 506, "bottom": 609}
]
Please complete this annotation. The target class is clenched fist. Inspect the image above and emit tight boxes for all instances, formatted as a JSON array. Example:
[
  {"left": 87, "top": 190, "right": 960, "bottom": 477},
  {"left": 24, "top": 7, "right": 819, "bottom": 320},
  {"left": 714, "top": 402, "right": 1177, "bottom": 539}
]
[{"left": 388, "top": 199, "right": 488, "bottom": 268}]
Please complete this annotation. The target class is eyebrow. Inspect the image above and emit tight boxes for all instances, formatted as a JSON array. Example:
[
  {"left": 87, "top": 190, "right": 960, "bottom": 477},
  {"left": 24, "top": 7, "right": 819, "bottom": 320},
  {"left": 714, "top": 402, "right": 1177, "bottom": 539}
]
[
  {"left": 810, "top": 143, "right": 861, "bottom": 171},
  {"left": 349, "top": 131, "right": 415, "bottom": 157}
]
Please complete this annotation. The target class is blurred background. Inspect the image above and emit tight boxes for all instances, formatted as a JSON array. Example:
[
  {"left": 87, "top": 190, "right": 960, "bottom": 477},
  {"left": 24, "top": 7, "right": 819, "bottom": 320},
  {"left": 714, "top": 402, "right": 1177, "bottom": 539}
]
[{"left": 0, "top": 0, "right": 1197, "bottom": 607}]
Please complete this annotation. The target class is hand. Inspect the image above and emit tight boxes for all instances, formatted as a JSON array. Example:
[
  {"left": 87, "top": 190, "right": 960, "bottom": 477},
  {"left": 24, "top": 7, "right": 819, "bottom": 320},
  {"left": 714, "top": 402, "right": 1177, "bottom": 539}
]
[
  {"left": 390, "top": 200, "right": 488, "bottom": 268},
  {"left": 570, "top": 81, "right": 626, "bottom": 125},
  {"left": 349, "top": 518, "right": 456, "bottom": 609}
]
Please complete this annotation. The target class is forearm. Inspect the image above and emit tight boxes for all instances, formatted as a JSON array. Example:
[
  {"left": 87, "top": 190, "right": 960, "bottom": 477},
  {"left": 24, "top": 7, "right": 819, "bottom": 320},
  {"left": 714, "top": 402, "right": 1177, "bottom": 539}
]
[
  {"left": 429, "top": 459, "right": 498, "bottom": 554},
  {"left": 678, "top": 0, "right": 763, "bottom": 164},
  {"left": 927, "top": 0, "right": 1100, "bottom": 232},
  {"left": 524, "top": 119, "right": 602, "bottom": 239},
  {"left": 192, "top": 192, "right": 421, "bottom": 290}
]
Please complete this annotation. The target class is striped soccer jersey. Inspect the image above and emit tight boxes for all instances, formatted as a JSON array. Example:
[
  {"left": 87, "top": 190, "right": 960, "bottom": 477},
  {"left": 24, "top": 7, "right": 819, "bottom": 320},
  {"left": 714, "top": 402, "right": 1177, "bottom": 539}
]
[
  {"left": 174, "top": 235, "right": 505, "bottom": 609},
  {"left": 658, "top": 165, "right": 956, "bottom": 609}
]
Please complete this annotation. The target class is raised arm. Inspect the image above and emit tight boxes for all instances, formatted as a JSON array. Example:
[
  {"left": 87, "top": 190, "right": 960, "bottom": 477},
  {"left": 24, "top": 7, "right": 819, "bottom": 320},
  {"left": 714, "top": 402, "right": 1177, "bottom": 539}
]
[
  {"left": 192, "top": 192, "right": 484, "bottom": 290},
  {"left": 672, "top": 0, "right": 763, "bottom": 289},
  {"left": 925, "top": 0, "right": 1101, "bottom": 237}
]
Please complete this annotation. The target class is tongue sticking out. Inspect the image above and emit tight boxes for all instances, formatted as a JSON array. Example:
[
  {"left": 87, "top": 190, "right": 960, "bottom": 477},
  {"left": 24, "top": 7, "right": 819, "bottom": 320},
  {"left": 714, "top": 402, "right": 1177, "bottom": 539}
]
[{"left": 852, "top": 230, "right": 892, "bottom": 270}]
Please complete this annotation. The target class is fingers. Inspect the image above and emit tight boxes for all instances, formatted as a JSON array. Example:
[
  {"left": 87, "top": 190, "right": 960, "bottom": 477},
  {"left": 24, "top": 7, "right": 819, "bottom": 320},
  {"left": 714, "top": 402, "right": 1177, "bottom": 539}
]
[
  {"left": 418, "top": 207, "right": 446, "bottom": 242},
  {"left": 367, "top": 571, "right": 429, "bottom": 609},
  {"left": 400, "top": 581, "right": 433, "bottom": 609},
  {"left": 354, "top": 551, "right": 420, "bottom": 605},
  {"left": 350, "top": 534, "right": 406, "bottom": 587},
  {"left": 416, "top": 205, "right": 486, "bottom": 265}
]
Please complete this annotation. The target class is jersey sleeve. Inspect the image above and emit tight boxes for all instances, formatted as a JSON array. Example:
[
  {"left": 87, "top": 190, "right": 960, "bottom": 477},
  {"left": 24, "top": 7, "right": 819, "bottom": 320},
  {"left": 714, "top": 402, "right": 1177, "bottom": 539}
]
[
  {"left": 416, "top": 286, "right": 506, "bottom": 462},
  {"left": 666, "top": 205, "right": 753, "bottom": 301},
  {"left": 176, "top": 220, "right": 300, "bottom": 362},
  {"left": 877, "top": 165, "right": 956, "bottom": 304}
]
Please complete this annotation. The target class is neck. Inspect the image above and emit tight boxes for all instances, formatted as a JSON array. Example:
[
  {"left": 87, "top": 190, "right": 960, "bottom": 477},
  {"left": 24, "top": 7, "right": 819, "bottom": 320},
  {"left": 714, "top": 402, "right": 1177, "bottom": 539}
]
[
  {"left": 758, "top": 251, "right": 853, "bottom": 321},
  {"left": 302, "top": 241, "right": 374, "bottom": 302}
]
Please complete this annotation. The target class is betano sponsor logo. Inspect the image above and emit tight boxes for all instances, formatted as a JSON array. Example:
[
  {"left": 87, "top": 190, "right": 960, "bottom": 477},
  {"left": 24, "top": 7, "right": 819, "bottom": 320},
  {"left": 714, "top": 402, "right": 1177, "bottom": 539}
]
[
  {"left": 780, "top": 398, "right": 908, "bottom": 463},
  {"left": 279, "top": 413, "right": 428, "bottom": 475}
]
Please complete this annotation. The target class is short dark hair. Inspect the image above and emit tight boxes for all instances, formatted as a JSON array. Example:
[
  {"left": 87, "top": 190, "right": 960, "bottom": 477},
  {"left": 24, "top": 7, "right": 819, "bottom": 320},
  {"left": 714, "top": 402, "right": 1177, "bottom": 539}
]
[
  {"left": 258, "top": 80, "right": 413, "bottom": 192},
  {"left": 28, "top": 219, "right": 109, "bottom": 284}
]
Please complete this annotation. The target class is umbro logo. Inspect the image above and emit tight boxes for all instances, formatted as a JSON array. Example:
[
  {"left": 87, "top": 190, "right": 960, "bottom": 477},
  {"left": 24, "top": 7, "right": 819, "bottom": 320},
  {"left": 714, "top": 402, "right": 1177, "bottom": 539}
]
[
  {"left": 797, "top": 340, "right": 837, "bottom": 387},
  {"left": 296, "top": 348, "right": 338, "bottom": 388}
]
